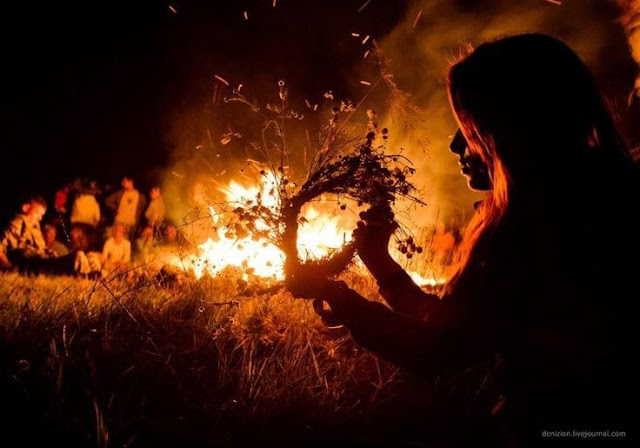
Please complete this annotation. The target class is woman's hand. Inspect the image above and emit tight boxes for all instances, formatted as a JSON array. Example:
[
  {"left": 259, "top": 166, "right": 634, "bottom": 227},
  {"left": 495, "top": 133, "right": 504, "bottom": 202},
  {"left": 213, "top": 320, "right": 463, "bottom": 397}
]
[
  {"left": 353, "top": 204, "right": 400, "bottom": 280},
  {"left": 286, "top": 275, "right": 366, "bottom": 327},
  {"left": 286, "top": 273, "right": 349, "bottom": 300}
]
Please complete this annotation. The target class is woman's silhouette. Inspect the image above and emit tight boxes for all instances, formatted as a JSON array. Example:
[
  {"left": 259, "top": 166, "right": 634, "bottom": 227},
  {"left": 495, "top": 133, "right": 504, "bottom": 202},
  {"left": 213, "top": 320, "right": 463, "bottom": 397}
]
[{"left": 294, "top": 34, "right": 637, "bottom": 444}]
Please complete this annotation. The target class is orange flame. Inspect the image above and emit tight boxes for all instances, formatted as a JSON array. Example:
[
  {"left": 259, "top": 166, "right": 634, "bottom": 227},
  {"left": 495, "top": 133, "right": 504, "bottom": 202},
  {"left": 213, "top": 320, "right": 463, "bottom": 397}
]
[{"left": 165, "top": 175, "right": 445, "bottom": 288}]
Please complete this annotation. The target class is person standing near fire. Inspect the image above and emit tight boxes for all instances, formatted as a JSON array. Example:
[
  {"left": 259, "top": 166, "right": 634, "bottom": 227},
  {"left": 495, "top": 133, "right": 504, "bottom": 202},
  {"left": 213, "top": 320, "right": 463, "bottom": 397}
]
[
  {"left": 105, "top": 176, "right": 146, "bottom": 241},
  {"left": 70, "top": 183, "right": 101, "bottom": 228},
  {"left": 70, "top": 182, "right": 101, "bottom": 250},
  {"left": 293, "top": 34, "right": 637, "bottom": 445},
  {"left": 144, "top": 185, "right": 165, "bottom": 234}
]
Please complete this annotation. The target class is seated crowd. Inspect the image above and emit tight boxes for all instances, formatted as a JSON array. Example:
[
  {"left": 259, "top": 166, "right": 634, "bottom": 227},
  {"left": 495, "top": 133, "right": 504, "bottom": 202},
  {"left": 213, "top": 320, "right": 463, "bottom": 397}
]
[
  {"left": 0, "top": 176, "right": 190, "bottom": 277},
  {"left": 2, "top": 175, "right": 463, "bottom": 279}
]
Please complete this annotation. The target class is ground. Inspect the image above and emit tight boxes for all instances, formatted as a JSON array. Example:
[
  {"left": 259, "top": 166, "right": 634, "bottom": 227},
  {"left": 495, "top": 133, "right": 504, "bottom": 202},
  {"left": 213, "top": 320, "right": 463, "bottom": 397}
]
[{"left": 0, "top": 270, "right": 495, "bottom": 448}]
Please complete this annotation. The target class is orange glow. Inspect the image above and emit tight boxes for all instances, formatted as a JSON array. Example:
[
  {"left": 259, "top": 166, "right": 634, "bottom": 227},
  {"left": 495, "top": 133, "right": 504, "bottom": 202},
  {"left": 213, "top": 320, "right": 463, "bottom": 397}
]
[
  {"left": 164, "top": 174, "right": 445, "bottom": 288},
  {"left": 408, "top": 271, "right": 447, "bottom": 288}
]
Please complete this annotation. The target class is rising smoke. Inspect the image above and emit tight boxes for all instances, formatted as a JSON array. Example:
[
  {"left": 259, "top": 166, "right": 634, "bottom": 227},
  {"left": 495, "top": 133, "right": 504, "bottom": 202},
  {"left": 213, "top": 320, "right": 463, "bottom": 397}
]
[
  {"left": 162, "top": 0, "right": 635, "bottom": 238},
  {"left": 377, "top": 0, "right": 635, "bottom": 228},
  {"left": 617, "top": 0, "right": 640, "bottom": 95}
]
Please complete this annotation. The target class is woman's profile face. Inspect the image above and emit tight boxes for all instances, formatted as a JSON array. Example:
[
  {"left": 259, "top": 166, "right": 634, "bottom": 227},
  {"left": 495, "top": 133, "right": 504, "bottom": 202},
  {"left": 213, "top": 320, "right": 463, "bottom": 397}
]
[{"left": 450, "top": 129, "right": 492, "bottom": 191}]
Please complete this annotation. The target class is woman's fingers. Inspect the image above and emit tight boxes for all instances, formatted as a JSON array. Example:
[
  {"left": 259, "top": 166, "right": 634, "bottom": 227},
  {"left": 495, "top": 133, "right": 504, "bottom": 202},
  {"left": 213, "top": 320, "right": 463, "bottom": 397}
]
[
  {"left": 312, "top": 298, "right": 327, "bottom": 315},
  {"left": 312, "top": 298, "right": 344, "bottom": 328},
  {"left": 287, "top": 276, "right": 348, "bottom": 300}
]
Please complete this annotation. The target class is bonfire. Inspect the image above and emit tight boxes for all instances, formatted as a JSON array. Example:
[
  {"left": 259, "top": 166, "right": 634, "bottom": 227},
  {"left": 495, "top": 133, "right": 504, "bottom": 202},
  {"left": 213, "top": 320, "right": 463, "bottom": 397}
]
[{"left": 167, "top": 48, "right": 436, "bottom": 292}]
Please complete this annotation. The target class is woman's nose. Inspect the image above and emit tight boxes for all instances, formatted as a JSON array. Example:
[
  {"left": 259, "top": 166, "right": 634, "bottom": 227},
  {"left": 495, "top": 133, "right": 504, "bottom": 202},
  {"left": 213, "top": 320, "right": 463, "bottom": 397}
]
[{"left": 450, "top": 129, "right": 467, "bottom": 156}]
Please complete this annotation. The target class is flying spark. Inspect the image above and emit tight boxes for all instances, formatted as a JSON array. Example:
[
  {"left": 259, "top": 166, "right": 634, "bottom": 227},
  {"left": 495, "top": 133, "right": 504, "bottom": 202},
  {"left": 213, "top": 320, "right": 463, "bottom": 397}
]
[
  {"left": 214, "top": 75, "right": 230, "bottom": 86},
  {"left": 358, "top": 0, "right": 373, "bottom": 13},
  {"left": 413, "top": 10, "right": 423, "bottom": 28}
]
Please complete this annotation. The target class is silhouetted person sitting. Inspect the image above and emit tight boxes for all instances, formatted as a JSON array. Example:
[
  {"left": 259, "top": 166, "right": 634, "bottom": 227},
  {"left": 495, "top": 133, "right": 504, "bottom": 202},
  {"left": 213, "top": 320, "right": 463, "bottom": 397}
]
[
  {"left": 161, "top": 224, "right": 191, "bottom": 252},
  {"left": 69, "top": 223, "right": 90, "bottom": 252},
  {"left": 0, "top": 196, "right": 93, "bottom": 275},
  {"left": 292, "top": 34, "right": 637, "bottom": 445},
  {"left": 133, "top": 225, "right": 157, "bottom": 264},
  {"left": 43, "top": 222, "right": 70, "bottom": 257}
]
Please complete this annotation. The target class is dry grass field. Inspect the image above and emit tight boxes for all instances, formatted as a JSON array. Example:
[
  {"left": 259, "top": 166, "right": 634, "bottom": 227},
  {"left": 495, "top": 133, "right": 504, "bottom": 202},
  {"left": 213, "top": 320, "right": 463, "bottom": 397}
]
[{"left": 0, "top": 269, "right": 493, "bottom": 448}]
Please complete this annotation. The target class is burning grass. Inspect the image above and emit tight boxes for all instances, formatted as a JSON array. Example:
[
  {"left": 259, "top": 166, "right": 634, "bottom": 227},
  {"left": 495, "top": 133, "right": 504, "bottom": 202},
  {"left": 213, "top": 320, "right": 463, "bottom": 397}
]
[{"left": 0, "top": 270, "right": 484, "bottom": 447}]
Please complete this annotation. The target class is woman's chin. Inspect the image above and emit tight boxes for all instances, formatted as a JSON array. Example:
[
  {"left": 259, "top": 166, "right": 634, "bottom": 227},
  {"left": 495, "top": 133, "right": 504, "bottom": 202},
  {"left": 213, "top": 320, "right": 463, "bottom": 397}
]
[{"left": 466, "top": 176, "right": 492, "bottom": 192}]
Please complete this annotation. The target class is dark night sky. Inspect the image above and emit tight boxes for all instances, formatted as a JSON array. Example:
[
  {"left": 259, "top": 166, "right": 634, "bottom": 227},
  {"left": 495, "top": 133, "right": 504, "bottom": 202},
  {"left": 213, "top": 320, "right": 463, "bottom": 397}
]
[
  {"left": 0, "top": 0, "right": 636, "bottom": 224},
  {"left": 0, "top": 0, "right": 414, "bottom": 222}
]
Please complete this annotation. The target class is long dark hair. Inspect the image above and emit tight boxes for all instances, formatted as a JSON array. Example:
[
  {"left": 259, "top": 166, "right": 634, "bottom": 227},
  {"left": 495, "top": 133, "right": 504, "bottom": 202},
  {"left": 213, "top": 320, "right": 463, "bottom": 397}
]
[{"left": 445, "top": 33, "right": 637, "bottom": 291}]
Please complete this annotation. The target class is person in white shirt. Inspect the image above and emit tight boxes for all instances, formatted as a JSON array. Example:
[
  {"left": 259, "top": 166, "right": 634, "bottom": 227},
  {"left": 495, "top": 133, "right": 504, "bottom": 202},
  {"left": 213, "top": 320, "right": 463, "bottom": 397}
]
[
  {"left": 70, "top": 184, "right": 102, "bottom": 250},
  {"left": 105, "top": 176, "right": 146, "bottom": 240},
  {"left": 70, "top": 187, "right": 101, "bottom": 228},
  {"left": 101, "top": 224, "right": 131, "bottom": 271}
]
